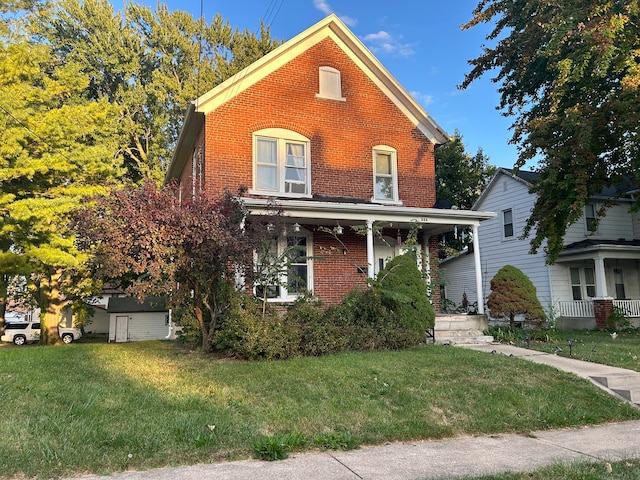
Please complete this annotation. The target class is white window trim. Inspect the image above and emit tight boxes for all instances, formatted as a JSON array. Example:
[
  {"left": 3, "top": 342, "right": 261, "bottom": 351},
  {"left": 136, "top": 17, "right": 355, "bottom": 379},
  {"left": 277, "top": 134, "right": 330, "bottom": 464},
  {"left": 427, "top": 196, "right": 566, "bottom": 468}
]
[
  {"left": 372, "top": 145, "right": 401, "bottom": 205},
  {"left": 255, "top": 230, "right": 314, "bottom": 303},
  {"left": 316, "top": 66, "right": 346, "bottom": 102},
  {"left": 584, "top": 203, "right": 599, "bottom": 234},
  {"left": 250, "top": 128, "right": 312, "bottom": 198},
  {"left": 502, "top": 208, "right": 515, "bottom": 240}
]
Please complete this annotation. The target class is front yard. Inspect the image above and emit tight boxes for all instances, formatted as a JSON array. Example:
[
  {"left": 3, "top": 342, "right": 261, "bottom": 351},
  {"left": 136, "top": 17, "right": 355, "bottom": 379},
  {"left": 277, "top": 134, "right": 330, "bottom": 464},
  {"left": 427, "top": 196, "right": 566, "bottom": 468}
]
[{"left": 1, "top": 341, "right": 639, "bottom": 479}]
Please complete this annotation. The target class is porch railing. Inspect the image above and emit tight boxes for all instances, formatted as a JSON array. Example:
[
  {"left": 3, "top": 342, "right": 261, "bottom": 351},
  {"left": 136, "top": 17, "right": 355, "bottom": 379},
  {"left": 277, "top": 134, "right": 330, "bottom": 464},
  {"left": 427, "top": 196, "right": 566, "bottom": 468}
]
[
  {"left": 558, "top": 299, "right": 640, "bottom": 318},
  {"left": 558, "top": 300, "right": 594, "bottom": 318},
  {"left": 613, "top": 300, "right": 640, "bottom": 317}
]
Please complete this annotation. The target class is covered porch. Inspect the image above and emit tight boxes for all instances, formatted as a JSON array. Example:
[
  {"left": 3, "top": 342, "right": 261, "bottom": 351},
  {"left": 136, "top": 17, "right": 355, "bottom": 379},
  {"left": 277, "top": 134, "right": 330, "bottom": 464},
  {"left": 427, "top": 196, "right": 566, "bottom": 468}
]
[
  {"left": 554, "top": 240, "right": 640, "bottom": 328},
  {"left": 244, "top": 197, "right": 495, "bottom": 312}
]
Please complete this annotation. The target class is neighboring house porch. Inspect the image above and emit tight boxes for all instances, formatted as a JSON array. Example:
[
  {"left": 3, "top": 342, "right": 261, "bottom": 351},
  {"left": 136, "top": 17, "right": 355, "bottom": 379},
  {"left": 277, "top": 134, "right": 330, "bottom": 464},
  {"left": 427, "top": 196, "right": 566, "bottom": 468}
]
[{"left": 554, "top": 239, "right": 640, "bottom": 329}]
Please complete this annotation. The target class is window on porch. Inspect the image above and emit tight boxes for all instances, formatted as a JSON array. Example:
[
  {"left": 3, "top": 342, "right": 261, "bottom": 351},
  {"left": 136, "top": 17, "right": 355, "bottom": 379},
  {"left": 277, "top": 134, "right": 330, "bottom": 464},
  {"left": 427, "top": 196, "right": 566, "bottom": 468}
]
[
  {"left": 570, "top": 267, "right": 595, "bottom": 300},
  {"left": 614, "top": 268, "right": 626, "bottom": 299}
]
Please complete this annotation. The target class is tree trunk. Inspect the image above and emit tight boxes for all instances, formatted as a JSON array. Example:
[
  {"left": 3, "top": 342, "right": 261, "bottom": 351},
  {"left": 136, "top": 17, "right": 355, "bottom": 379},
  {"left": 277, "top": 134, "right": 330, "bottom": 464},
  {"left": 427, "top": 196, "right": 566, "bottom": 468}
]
[
  {"left": 39, "top": 271, "right": 65, "bottom": 345},
  {"left": 0, "top": 275, "right": 7, "bottom": 336}
]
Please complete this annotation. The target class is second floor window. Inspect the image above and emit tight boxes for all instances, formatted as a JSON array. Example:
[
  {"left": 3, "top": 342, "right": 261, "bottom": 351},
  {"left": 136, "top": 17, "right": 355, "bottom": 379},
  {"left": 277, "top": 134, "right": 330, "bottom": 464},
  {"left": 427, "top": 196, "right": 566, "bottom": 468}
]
[
  {"left": 585, "top": 203, "right": 597, "bottom": 231},
  {"left": 502, "top": 209, "right": 514, "bottom": 238},
  {"left": 253, "top": 129, "right": 310, "bottom": 197},
  {"left": 373, "top": 146, "right": 398, "bottom": 202}
]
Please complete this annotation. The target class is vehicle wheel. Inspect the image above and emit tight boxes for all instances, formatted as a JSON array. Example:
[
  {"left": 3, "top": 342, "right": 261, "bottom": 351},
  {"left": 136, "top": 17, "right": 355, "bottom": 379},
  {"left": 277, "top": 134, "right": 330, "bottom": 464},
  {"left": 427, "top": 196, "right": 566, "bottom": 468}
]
[
  {"left": 61, "top": 333, "right": 74, "bottom": 344},
  {"left": 13, "top": 335, "right": 26, "bottom": 346}
]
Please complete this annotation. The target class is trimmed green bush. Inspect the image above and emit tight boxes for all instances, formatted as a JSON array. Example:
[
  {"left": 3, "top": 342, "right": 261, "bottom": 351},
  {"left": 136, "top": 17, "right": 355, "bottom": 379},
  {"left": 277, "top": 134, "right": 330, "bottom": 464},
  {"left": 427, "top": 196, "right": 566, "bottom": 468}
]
[
  {"left": 376, "top": 254, "right": 435, "bottom": 338},
  {"left": 487, "top": 265, "right": 546, "bottom": 327}
]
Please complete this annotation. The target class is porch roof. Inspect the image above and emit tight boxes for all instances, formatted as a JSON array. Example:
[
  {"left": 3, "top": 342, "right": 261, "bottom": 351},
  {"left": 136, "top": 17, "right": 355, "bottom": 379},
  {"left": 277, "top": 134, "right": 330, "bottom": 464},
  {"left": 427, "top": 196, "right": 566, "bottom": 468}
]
[
  {"left": 243, "top": 197, "right": 495, "bottom": 236},
  {"left": 557, "top": 239, "right": 640, "bottom": 262}
]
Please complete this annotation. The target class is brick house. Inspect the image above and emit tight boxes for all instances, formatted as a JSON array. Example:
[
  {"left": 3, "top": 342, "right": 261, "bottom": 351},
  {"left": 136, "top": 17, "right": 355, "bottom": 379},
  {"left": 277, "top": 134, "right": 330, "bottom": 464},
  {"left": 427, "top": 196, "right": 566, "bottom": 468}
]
[{"left": 166, "top": 14, "right": 494, "bottom": 310}]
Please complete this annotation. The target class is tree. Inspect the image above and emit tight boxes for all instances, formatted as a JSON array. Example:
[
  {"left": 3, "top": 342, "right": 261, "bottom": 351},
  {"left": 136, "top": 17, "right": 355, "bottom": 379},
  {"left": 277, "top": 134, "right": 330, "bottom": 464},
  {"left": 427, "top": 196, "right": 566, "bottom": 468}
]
[
  {"left": 435, "top": 130, "right": 495, "bottom": 256},
  {"left": 0, "top": 34, "right": 122, "bottom": 343},
  {"left": 487, "top": 265, "right": 546, "bottom": 328},
  {"left": 461, "top": 0, "right": 640, "bottom": 261},
  {"left": 42, "top": 0, "right": 280, "bottom": 182},
  {"left": 74, "top": 183, "right": 271, "bottom": 353}
]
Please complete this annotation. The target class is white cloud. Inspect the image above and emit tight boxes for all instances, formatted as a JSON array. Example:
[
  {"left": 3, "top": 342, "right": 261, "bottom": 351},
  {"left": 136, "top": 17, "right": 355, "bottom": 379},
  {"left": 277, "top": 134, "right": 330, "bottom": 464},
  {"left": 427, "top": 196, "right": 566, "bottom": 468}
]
[
  {"left": 313, "top": 0, "right": 357, "bottom": 26},
  {"left": 362, "top": 30, "right": 415, "bottom": 57},
  {"left": 410, "top": 91, "right": 434, "bottom": 107}
]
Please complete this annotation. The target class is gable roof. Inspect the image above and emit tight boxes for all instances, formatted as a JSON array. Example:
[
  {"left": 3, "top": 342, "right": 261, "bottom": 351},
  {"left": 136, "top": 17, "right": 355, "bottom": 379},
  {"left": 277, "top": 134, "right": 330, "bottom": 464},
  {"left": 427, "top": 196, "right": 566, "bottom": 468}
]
[
  {"left": 166, "top": 14, "right": 448, "bottom": 182},
  {"left": 473, "top": 167, "right": 638, "bottom": 210},
  {"left": 472, "top": 167, "right": 537, "bottom": 209}
]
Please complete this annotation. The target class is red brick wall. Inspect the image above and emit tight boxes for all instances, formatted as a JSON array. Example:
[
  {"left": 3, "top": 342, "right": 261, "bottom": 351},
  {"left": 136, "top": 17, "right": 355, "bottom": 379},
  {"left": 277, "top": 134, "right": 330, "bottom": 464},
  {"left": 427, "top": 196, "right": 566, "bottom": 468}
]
[
  {"left": 312, "top": 228, "right": 369, "bottom": 304},
  {"left": 201, "top": 37, "right": 437, "bottom": 208}
]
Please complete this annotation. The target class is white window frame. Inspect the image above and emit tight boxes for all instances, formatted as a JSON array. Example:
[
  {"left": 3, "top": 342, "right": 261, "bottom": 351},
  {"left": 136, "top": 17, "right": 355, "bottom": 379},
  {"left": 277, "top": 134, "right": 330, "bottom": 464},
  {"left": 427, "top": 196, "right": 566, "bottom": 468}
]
[
  {"left": 255, "top": 230, "right": 313, "bottom": 302},
  {"left": 372, "top": 145, "right": 400, "bottom": 204},
  {"left": 251, "top": 128, "right": 311, "bottom": 198},
  {"left": 502, "top": 208, "right": 514, "bottom": 239},
  {"left": 570, "top": 266, "right": 596, "bottom": 300},
  {"left": 316, "top": 66, "right": 346, "bottom": 101},
  {"left": 584, "top": 203, "right": 598, "bottom": 233}
]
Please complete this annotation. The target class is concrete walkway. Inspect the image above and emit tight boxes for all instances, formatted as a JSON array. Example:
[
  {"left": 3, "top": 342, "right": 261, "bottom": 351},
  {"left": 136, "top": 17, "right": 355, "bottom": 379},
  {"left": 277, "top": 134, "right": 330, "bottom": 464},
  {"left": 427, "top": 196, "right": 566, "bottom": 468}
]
[{"left": 68, "top": 344, "right": 640, "bottom": 480}]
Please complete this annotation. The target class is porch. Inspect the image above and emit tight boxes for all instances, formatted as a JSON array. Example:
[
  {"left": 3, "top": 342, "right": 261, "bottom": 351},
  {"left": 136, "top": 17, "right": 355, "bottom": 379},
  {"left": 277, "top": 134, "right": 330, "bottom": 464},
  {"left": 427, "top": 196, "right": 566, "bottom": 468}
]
[
  {"left": 558, "top": 299, "right": 640, "bottom": 318},
  {"left": 558, "top": 299, "right": 640, "bottom": 329}
]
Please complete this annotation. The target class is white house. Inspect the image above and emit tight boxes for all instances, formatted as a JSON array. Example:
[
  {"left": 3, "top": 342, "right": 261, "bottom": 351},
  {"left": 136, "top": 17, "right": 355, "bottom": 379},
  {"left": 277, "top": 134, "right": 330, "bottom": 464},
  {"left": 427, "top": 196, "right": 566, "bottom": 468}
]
[{"left": 441, "top": 168, "right": 640, "bottom": 329}]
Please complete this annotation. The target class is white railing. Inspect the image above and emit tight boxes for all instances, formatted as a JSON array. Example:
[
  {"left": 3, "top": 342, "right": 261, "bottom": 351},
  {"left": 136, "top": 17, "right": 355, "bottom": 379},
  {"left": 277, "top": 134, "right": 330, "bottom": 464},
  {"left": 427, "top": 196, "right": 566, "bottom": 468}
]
[
  {"left": 558, "top": 300, "right": 595, "bottom": 318},
  {"left": 613, "top": 300, "right": 640, "bottom": 317}
]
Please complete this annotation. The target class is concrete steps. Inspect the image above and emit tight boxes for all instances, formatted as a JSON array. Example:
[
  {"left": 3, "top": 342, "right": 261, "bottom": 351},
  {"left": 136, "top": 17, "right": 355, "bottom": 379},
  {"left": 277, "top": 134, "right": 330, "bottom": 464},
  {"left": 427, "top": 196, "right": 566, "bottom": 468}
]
[
  {"left": 434, "top": 314, "right": 493, "bottom": 345},
  {"left": 590, "top": 373, "right": 640, "bottom": 407}
]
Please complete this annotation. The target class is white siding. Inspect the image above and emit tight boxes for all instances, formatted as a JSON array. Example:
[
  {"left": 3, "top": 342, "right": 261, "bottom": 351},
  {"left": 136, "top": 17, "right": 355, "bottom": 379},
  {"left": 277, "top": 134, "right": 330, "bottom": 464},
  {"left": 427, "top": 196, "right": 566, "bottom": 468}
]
[
  {"left": 440, "top": 252, "right": 477, "bottom": 310},
  {"left": 474, "top": 173, "right": 552, "bottom": 310},
  {"left": 564, "top": 202, "right": 636, "bottom": 245},
  {"left": 633, "top": 211, "right": 640, "bottom": 239},
  {"left": 108, "top": 312, "right": 170, "bottom": 342}
]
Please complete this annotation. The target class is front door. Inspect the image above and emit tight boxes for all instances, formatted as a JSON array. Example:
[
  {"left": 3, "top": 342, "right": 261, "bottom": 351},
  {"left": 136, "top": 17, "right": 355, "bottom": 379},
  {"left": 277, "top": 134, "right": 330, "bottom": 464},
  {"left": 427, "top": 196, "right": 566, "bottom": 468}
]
[
  {"left": 115, "top": 315, "right": 129, "bottom": 342},
  {"left": 374, "top": 236, "right": 399, "bottom": 276}
]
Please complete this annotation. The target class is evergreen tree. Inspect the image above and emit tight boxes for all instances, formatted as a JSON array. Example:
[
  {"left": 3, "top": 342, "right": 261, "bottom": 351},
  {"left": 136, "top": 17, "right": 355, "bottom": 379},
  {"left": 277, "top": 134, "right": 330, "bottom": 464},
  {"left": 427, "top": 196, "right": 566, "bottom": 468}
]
[
  {"left": 487, "top": 265, "right": 546, "bottom": 328},
  {"left": 0, "top": 36, "right": 122, "bottom": 343}
]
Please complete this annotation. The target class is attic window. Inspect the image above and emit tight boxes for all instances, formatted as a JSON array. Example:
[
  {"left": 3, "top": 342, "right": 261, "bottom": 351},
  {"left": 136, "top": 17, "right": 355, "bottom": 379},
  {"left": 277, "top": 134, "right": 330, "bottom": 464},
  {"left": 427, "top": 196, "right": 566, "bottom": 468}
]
[{"left": 316, "top": 66, "right": 346, "bottom": 101}]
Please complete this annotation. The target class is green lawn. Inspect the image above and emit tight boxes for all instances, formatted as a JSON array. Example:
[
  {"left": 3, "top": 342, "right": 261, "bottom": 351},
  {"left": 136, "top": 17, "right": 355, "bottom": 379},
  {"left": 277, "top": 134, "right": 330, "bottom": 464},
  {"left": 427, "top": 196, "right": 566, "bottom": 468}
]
[
  {"left": 514, "top": 329, "right": 640, "bottom": 371},
  {"left": 1, "top": 341, "right": 639, "bottom": 479},
  {"left": 459, "top": 458, "right": 640, "bottom": 479}
]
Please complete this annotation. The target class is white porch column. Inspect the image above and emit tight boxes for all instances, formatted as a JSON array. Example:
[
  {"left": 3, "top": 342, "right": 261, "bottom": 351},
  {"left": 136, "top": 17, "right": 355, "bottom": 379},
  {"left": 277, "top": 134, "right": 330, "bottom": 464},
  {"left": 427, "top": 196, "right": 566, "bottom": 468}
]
[
  {"left": 472, "top": 224, "right": 485, "bottom": 314},
  {"left": 423, "top": 229, "right": 431, "bottom": 296},
  {"left": 594, "top": 254, "right": 609, "bottom": 298},
  {"left": 366, "top": 219, "right": 375, "bottom": 279}
]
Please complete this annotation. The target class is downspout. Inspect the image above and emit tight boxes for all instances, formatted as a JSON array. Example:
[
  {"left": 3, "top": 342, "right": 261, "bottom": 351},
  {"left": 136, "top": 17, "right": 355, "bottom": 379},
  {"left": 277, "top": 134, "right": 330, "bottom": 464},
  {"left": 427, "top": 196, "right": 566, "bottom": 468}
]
[{"left": 165, "top": 308, "right": 173, "bottom": 339}]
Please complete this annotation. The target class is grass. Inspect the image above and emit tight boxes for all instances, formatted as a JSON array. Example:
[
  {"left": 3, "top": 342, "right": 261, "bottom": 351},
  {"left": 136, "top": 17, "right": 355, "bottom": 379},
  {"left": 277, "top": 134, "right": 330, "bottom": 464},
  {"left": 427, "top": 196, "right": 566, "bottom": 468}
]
[
  {"left": 510, "top": 329, "right": 640, "bottom": 371},
  {"left": 1, "top": 341, "right": 640, "bottom": 479},
  {"left": 459, "top": 457, "right": 640, "bottom": 479}
]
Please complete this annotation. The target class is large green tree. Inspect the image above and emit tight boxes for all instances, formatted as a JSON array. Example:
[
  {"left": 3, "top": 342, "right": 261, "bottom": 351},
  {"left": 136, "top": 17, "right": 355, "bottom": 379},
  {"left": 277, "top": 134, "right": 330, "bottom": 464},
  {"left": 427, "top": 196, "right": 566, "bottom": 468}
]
[
  {"left": 435, "top": 130, "right": 494, "bottom": 256},
  {"left": 42, "top": 0, "right": 279, "bottom": 182},
  {"left": 461, "top": 0, "right": 639, "bottom": 261},
  {"left": 0, "top": 36, "right": 122, "bottom": 342}
]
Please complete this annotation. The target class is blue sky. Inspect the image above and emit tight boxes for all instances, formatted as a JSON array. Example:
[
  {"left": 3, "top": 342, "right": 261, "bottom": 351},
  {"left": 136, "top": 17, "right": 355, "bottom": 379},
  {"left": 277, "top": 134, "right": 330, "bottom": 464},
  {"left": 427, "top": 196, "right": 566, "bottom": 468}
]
[{"left": 113, "top": 0, "right": 524, "bottom": 169}]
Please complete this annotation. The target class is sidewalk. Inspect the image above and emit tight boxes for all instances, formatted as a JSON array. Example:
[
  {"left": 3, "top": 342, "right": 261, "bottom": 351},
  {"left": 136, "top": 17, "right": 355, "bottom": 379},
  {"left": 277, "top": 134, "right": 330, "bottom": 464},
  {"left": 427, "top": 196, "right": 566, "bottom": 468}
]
[
  {"left": 69, "top": 344, "right": 640, "bottom": 480},
  {"left": 70, "top": 421, "right": 640, "bottom": 480}
]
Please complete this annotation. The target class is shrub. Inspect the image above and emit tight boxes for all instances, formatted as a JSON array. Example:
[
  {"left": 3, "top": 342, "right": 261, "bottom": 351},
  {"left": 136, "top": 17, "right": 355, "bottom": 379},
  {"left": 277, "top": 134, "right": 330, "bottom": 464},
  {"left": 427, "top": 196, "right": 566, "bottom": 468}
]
[
  {"left": 375, "top": 254, "right": 435, "bottom": 340},
  {"left": 487, "top": 265, "right": 546, "bottom": 328},
  {"left": 214, "top": 293, "right": 299, "bottom": 360}
]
